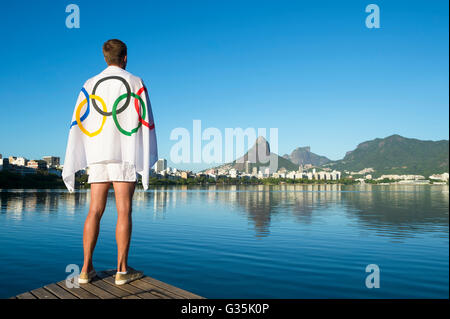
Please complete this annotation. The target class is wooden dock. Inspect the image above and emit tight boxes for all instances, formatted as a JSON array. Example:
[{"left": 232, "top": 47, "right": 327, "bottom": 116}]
[{"left": 12, "top": 270, "right": 205, "bottom": 299}]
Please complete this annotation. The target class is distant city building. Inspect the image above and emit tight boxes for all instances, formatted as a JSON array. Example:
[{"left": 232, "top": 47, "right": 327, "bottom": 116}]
[
  {"left": 286, "top": 171, "right": 295, "bottom": 179},
  {"left": 9, "top": 156, "right": 28, "bottom": 166},
  {"left": 27, "top": 160, "right": 47, "bottom": 170},
  {"left": 181, "top": 171, "right": 189, "bottom": 179},
  {"left": 42, "top": 156, "right": 60, "bottom": 168},
  {"left": 0, "top": 158, "right": 9, "bottom": 171},
  {"left": 294, "top": 172, "right": 304, "bottom": 179},
  {"left": 155, "top": 159, "right": 167, "bottom": 173},
  {"left": 376, "top": 174, "right": 425, "bottom": 181},
  {"left": 205, "top": 168, "right": 217, "bottom": 175},
  {"left": 244, "top": 161, "right": 250, "bottom": 174},
  {"left": 330, "top": 171, "right": 341, "bottom": 180},
  {"left": 429, "top": 173, "right": 449, "bottom": 181}
]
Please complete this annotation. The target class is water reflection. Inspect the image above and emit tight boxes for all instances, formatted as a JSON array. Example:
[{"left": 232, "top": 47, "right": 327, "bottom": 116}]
[
  {"left": 0, "top": 190, "right": 90, "bottom": 218},
  {"left": 0, "top": 185, "right": 448, "bottom": 237},
  {"left": 341, "top": 184, "right": 449, "bottom": 238}
]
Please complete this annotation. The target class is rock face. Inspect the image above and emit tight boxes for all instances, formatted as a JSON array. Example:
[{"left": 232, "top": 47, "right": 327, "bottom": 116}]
[
  {"left": 235, "top": 136, "right": 271, "bottom": 165},
  {"left": 211, "top": 136, "right": 298, "bottom": 173},
  {"left": 283, "top": 146, "right": 331, "bottom": 166}
]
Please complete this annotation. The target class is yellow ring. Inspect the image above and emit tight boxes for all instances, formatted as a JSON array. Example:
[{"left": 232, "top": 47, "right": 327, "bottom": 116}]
[{"left": 76, "top": 95, "right": 107, "bottom": 137}]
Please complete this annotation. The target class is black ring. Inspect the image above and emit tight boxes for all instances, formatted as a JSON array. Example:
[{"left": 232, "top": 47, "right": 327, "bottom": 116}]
[{"left": 91, "top": 76, "right": 131, "bottom": 116}]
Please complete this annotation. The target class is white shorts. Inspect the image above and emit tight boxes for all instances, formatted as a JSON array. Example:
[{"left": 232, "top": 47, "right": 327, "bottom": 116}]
[{"left": 87, "top": 161, "right": 137, "bottom": 184}]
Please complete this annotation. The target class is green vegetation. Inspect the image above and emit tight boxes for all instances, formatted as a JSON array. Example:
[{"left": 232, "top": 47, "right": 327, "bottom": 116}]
[
  {"left": 365, "top": 178, "right": 398, "bottom": 184},
  {"left": 138, "top": 176, "right": 358, "bottom": 186},
  {"left": 323, "top": 134, "right": 449, "bottom": 178},
  {"left": 0, "top": 171, "right": 358, "bottom": 189},
  {"left": 0, "top": 170, "right": 65, "bottom": 189}
]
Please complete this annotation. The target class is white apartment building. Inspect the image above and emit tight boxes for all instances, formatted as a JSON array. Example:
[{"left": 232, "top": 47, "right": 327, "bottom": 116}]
[
  {"left": 155, "top": 159, "right": 167, "bottom": 173},
  {"left": 9, "top": 156, "right": 28, "bottom": 166},
  {"left": 286, "top": 171, "right": 296, "bottom": 179},
  {"left": 429, "top": 173, "right": 449, "bottom": 181}
]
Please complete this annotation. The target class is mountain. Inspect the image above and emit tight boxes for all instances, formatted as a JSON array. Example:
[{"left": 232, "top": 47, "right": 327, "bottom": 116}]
[
  {"left": 283, "top": 146, "right": 331, "bottom": 166},
  {"left": 323, "top": 134, "right": 449, "bottom": 177},
  {"left": 210, "top": 136, "right": 298, "bottom": 173}
]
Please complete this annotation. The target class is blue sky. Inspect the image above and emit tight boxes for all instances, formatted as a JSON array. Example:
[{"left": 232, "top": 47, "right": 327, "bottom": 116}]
[{"left": 0, "top": 0, "right": 448, "bottom": 171}]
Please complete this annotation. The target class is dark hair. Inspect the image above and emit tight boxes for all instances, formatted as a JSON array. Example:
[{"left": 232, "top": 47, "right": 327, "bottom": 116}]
[{"left": 102, "top": 39, "right": 127, "bottom": 66}]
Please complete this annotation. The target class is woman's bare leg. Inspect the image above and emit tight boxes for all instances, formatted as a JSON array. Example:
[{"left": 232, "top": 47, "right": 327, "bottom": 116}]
[
  {"left": 113, "top": 181, "right": 136, "bottom": 273},
  {"left": 81, "top": 182, "right": 111, "bottom": 273}
]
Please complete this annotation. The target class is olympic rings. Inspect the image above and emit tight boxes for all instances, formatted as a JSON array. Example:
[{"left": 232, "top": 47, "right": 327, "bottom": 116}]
[
  {"left": 135, "top": 87, "right": 155, "bottom": 130},
  {"left": 91, "top": 76, "right": 131, "bottom": 116},
  {"left": 112, "top": 93, "right": 147, "bottom": 137},
  {"left": 70, "top": 75, "right": 154, "bottom": 137},
  {"left": 76, "top": 95, "right": 107, "bottom": 137},
  {"left": 70, "top": 87, "right": 90, "bottom": 128}
]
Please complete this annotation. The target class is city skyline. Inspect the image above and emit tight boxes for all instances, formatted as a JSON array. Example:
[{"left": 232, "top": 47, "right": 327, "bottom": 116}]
[
  {"left": 0, "top": 1, "right": 448, "bottom": 171},
  {"left": 1, "top": 130, "right": 449, "bottom": 173}
]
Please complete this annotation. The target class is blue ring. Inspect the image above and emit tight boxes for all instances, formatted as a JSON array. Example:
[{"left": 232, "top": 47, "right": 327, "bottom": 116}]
[{"left": 70, "top": 87, "right": 90, "bottom": 128}]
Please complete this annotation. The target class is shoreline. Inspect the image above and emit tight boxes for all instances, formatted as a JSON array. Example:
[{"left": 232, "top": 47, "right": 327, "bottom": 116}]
[
  {"left": 1, "top": 183, "right": 448, "bottom": 192},
  {"left": 0, "top": 171, "right": 447, "bottom": 190}
]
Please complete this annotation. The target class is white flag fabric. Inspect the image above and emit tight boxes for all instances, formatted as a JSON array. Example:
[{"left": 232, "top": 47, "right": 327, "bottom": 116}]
[{"left": 62, "top": 66, "right": 158, "bottom": 192}]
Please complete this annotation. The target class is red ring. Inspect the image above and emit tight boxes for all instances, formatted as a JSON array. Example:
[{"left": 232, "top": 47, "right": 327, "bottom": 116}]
[{"left": 135, "top": 86, "right": 155, "bottom": 130}]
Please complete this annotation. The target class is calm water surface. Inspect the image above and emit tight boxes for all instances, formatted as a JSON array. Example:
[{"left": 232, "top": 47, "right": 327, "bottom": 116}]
[{"left": 0, "top": 184, "right": 448, "bottom": 298}]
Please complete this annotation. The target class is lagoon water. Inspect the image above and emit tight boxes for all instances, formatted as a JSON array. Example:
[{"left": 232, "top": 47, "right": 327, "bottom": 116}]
[{"left": 0, "top": 185, "right": 448, "bottom": 298}]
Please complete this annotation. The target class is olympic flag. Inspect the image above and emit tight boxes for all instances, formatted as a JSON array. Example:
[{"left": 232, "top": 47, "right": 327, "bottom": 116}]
[{"left": 62, "top": 66, "right": 158, "bottom": 192}]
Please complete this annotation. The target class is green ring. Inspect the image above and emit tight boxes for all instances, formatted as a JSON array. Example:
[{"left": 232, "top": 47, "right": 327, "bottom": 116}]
[{"left": 112, "top": 93, "right": 147, "bottom": 136}]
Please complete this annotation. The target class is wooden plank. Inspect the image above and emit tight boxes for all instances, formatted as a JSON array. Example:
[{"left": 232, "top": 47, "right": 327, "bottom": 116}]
[
  {"left": 99, "top": 270, "right": 171, "bottom": 299},
  {"left": 122, "top": 295, "right": 141, "bottom": 299},
  {"left": 30, "top": 287, "right": 58, "bottom": 299},
  {"left": 78, "top": 282, "right": 117, "bottom": 299},
  {"left": 149, "top": 290, "right": 174, "bottom": 299},
  {"left": 98, "top": 271, "right": 147, "bottom": 295},
  {"left": 16, "top": 292, "right": 36, "bottom": 299},
  {"left": 129, "top": 278, "right": 177, "bottom": 299},
  {"left": 12, "top": 269, "right": 204, "bottom": 300},
  {"left": 136, "top": 291, "right": 161, "bottom": 299},
  {"left": 90, "top": 278, "right": 131, "bottom": 298},
  {"left": 44, "top": 283, "right": 78, "bottom": 299},
  {"left": 141, "top": 276, "right": 204, "bottom": 299},
  {"left": 56, "top": 281, "right": 100, "bottom": 299}
]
